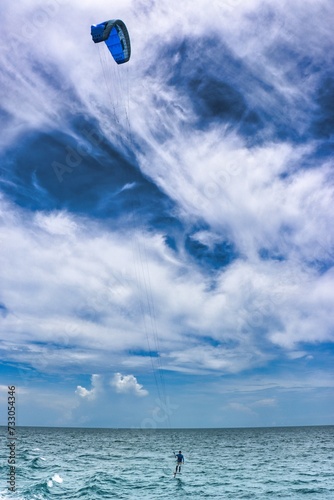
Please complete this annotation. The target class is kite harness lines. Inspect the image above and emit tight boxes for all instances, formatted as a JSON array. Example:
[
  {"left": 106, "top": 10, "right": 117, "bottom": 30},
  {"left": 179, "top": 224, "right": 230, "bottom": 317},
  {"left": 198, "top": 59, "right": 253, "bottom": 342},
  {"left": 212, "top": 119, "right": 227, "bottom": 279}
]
[{"left": 90, "top": 19, "right": 174, "bottom": 437}]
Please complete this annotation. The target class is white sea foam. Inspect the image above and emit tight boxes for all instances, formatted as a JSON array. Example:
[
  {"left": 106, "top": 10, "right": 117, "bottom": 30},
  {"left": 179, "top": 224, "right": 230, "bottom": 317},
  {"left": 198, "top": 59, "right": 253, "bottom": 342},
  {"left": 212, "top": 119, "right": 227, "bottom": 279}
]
[{"left": 52, "top": 473, "right": 63, "bottom": 484}]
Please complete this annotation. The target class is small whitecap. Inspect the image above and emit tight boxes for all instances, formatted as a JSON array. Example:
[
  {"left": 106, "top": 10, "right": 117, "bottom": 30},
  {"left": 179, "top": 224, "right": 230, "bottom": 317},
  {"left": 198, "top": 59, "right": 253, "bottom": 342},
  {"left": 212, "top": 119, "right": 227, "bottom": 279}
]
[
  {"left": 52, "top": 473, "right": 63, "bottom": 483},
  {"left": 39, "top": 457, "right": 46, "bottom": 461},
  {"left": 47, "top": 479, "right": 53, "bottom": 488}
]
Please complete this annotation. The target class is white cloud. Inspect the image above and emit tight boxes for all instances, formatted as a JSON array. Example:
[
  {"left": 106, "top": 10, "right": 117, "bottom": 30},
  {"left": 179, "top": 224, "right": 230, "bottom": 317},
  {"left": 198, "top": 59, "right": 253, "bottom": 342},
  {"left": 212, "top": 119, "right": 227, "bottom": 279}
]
[
  {"left": 34, "top": 211, "right": 78, "bottom": 236},
  {"left": 76, "top": 374, "right": 101, "bottom": 400},
  {"left": 110, "top": 372, "right": 148, "bottom": 397},
  {"left": 253, "top": 398, "right": 276, "bottom": 407},
  {"left": 0, "top": 198, "right": 333, "bottom": 375},
  {"left": 0, "top": 1, "right": 333, "bottom": 378},
  {"left": 228, "top": 402, "right": 256, "bottom": 414}
]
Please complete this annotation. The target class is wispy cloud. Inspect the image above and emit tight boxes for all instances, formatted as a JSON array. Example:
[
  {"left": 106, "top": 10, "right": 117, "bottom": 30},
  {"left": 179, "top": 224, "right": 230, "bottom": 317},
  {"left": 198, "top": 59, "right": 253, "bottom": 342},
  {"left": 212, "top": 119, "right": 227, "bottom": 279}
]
[{"left": 253, "top": 398, "right": 276, "bottom": 407}]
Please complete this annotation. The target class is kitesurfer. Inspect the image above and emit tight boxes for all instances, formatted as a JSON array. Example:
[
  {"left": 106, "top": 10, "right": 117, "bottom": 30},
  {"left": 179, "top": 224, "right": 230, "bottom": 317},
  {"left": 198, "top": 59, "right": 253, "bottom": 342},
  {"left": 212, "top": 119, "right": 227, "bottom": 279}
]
[{"left": 174, "top": 451, "right": 184, "bottom": 476}]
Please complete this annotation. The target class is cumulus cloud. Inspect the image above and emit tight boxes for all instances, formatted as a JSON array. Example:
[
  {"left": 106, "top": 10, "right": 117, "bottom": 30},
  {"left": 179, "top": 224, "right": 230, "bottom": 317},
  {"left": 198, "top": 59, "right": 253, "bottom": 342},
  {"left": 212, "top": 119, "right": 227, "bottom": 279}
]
[
  {"left": 110, "top": 373, "right": 148, "bottom": 397},
  {"left": 76, "top": 374, "right": 102, "bottom": 401}
]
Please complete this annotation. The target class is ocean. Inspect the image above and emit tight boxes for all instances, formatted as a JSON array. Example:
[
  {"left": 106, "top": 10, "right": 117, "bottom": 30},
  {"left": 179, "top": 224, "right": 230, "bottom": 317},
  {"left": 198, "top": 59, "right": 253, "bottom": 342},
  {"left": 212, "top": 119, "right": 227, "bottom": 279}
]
[{"left": 0, "top": 426, "right": 333, "bottom": 499}]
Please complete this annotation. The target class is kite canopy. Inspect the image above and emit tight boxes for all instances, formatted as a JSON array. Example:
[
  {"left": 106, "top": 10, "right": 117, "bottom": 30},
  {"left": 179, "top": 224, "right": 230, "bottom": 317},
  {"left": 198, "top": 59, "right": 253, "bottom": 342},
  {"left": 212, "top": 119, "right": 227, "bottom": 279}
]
[{"left": 91, "top": 19, "right": 131, "bottom": 64}]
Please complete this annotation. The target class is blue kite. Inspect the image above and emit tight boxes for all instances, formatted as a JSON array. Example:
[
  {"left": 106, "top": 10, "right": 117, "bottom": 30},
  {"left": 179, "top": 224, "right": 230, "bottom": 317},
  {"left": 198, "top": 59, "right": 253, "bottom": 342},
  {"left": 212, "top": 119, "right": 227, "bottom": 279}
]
[{"left": 91, "top": 19, "right": 131, "bottom": 64}]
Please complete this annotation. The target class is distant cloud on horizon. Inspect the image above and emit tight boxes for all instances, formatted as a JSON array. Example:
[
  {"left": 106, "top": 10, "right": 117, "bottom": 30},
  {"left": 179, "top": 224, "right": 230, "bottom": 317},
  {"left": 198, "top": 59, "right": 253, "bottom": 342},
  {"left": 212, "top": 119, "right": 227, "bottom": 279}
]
[
  {"left": 76, "top": 374, "right": 102, "bottom": 401},
  {"left": 111, "top": 373, "right": 149, "bottom": 397}
]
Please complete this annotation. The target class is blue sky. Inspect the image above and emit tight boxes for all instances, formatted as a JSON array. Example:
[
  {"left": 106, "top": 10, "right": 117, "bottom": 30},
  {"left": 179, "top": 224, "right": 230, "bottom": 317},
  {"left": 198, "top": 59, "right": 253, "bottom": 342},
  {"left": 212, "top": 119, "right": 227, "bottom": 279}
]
[{"left": 0, "top": 0, "right": 333, "bottom": 428}]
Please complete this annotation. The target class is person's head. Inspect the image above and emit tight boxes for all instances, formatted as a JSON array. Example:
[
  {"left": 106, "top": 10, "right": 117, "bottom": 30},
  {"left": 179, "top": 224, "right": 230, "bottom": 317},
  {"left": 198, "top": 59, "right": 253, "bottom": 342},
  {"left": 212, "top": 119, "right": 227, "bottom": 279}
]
[{"left": 179, "top": 451, "right": 181, "bottom": 453}]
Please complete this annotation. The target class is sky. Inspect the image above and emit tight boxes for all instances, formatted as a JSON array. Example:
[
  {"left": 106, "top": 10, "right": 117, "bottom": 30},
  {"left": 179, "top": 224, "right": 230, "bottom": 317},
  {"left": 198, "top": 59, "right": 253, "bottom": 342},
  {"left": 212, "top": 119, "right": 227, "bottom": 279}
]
[{"left": 0, "top": 0, "right": 333, "bottom": 428}]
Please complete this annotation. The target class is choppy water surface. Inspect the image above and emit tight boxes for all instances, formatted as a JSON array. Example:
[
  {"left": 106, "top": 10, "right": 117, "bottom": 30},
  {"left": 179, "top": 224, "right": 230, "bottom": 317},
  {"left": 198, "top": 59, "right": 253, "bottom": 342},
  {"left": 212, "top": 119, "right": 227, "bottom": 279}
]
[{"left": 0, "top": 426, "right": 333, "bottom": 499}]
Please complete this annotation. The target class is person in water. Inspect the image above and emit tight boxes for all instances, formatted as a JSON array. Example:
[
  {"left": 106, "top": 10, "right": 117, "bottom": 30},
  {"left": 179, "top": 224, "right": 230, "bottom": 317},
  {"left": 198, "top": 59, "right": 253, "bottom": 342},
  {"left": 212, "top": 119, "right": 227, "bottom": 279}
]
[{"left": 174, "top": 451, "right": 184, "bottom": 475}]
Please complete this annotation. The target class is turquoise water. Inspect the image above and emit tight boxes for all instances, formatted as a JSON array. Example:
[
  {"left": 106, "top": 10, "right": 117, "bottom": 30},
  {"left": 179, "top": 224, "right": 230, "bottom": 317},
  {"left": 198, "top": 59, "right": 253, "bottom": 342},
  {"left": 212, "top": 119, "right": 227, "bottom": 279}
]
[{"left": 0, "top": 426, "right": 333, "bottom": 499}]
